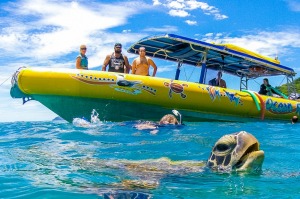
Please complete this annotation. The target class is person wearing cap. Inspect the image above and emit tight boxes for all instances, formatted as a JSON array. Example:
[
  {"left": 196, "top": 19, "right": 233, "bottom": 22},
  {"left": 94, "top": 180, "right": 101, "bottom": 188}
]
[
  {"left": 131, "top": 46, "right": 157, "bottom": 77},
  {"left": 76, "top": 44, "right": 88, "bottom": 70},
  {"left": 208, "top": 71, "right": 226, "bottom": 88},
  {"left": 102, "top": 43, "right": 131, "bottom": 73}
]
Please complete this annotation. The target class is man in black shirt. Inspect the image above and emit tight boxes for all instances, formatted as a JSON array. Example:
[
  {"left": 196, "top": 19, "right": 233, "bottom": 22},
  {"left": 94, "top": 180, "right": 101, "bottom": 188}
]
[{"left": 102, "top": 43, "right": 131, "bottom": 73}]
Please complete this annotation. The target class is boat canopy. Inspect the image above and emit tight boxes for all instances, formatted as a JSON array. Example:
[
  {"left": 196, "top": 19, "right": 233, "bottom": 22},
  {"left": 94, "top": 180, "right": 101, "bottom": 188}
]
[{"left": 127, "top": 34, "right": 296, "bottom": 80}]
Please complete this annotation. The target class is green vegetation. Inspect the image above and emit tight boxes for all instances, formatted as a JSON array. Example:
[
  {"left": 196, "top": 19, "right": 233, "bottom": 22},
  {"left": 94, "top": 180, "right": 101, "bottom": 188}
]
[{"left": 275, "top": 77, "right": 300, "bottom": 95}]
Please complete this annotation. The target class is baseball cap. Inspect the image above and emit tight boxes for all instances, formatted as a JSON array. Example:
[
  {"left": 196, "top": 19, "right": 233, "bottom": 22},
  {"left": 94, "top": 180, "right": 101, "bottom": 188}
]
[{"left": 114, "top": 43, "right": 122, "bottom": 48}]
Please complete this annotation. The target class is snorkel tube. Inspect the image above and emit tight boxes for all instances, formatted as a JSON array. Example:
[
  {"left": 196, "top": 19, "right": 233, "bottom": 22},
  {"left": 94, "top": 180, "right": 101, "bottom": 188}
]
[{"left": 172, "top": 109, "right": 182, "bottom": 124}]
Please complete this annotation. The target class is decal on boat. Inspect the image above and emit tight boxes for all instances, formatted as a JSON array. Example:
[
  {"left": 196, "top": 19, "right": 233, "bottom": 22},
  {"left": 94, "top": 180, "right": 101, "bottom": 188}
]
[
  {"left": 71, "top": 73, "right": 116, "bottom": 85},
  {"left": 164, "top": 80, "right": 188, "bottom": 99},
  {"left": 112, "top": 74, "right": 156, "bottom": 95},
  {"left": 71, "top": 73, "right": 156, "bottom": 96},
  {"left": 111, "top": 84, "right": 157, "bottom": 96},
  {"left": 206, "top": 86, "right": 221, "bottom": 101},
  {"left": 113, "top": 86, "right": 142, "bottom": 95},
  {"left": 206, "top": 86, "right": 243, "bottom": 106},
  {"left": 135, "top": 85, "right": 157, "bottom": 95},
  {"left": 265, "top": 98, "right": 293, "bottom": 114},
  {"left": 224, "top": 91, "right": 242, "bottom": 106}
]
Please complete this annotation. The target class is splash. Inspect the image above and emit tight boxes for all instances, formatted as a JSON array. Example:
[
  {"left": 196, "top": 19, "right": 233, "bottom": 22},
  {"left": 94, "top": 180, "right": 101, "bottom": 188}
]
[
  {"left": 72, "top": 109, "right": 101, "bottom": 127},
  {"left": 90, "top": 109, "right": 100, "bottom": 124}
]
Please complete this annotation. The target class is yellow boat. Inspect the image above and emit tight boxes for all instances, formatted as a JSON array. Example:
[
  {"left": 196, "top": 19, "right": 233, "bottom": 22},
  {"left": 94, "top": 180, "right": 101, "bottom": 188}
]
[{"left": 10, "top": 34, "right": 299, "bottom": 122}]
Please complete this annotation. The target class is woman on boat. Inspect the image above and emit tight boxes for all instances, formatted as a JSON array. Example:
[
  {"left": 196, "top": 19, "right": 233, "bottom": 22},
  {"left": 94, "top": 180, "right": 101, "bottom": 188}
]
[
  {"left": 258, "top": 78, "right": 280, "bottom": 96},
  {"left": 76, "top": 45, "right": 88, "bottom": 70}
]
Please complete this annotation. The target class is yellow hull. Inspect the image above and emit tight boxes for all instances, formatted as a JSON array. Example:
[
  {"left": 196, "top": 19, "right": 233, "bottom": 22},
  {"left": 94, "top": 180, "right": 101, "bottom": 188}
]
[{"left": 11, "top": 67, "right": 300, "bottom": 122}]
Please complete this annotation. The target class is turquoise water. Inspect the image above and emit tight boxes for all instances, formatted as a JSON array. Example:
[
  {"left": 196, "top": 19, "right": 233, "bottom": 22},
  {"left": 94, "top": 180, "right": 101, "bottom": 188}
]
[{"left": 0, "top": 119, "right": 300, "bottom": 199}]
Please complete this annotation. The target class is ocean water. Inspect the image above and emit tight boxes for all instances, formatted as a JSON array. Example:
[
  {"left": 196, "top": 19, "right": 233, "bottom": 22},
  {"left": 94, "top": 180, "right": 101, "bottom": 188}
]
[{"left": 0, "top": 118, "right": 300, "bottom": 199}]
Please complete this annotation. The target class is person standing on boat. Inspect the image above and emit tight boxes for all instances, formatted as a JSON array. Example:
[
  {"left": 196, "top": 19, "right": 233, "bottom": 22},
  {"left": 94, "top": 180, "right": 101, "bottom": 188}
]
[
  {"left": 76, "top": 45, "right": 88, "bottom": 70},
  {"left": 208, "top": 71, "right": 227, "bottom": 88},
  {"left": 131, "top": 47, "right": 157, "bottom": 76},
  {"left": 258, "top": 78, "right": 272, "bottom": 95},
  {"left": 258, "top": 78, "right": 280, "bottom": 96},
  {"left": 102, "top": 43, "right": 131, "bottom": 73}
]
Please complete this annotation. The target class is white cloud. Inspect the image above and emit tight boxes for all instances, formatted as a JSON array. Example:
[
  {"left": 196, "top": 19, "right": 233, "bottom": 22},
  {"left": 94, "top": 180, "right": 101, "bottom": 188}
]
[
  {"left": 168, "top": 9, "right": 190, "bottom": 17},
  {"left": 143, "top": 25, "right": 178, "bottom": 32},
  {"left": 154, "top": 0, "right": 227, "bottom": 20},
  {"left": 167, "top": 1, "right": 185, "bottom": 9},
  {"left": 152, "top": 0, "right": 162, "bottom": 6},
  {"left": 286, "top": 0, "right": 300, "bottom": 11},
  {"left": 204, "top": 33, "right": 213, "bottom": 37},
  {"left": 0, "top": 0, "right": 148, "bottom": 62},
  {"left": 185, "top": 20, "right": 197, "bottom": 25},
  {"left": 202, "top": 31, "right": 300, "bottom": 59},
  {"left": 213, "top": 13, "right": 228, "bottom": 20},
  {"left": 0, "top": 0, "right": 153, "bottom": 122},
  {"left": 122, "top": 29, "right": 132, "bottom": 33}
]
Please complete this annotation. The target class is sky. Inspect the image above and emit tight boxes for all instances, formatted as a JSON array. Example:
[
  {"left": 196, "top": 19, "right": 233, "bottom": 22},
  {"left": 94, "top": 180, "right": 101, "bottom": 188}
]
[{"left": 1, "top": 0, "right": 300, "bottom": 122}]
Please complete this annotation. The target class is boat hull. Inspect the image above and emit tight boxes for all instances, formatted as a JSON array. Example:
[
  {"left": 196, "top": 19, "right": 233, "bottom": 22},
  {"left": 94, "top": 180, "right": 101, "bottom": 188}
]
[{"left": 11, "top": 67, "right": 300, "bottom": 122}]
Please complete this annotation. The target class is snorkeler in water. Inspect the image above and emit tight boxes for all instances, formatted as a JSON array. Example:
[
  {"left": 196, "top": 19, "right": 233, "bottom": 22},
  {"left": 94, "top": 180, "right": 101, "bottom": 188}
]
[{"left": 134, "top": 110, "right": 183, "bottom": 131}]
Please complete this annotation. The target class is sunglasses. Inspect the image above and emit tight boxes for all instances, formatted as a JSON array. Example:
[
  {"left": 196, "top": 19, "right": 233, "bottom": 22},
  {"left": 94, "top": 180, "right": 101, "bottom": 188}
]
[{"left": 81, "top": 48, "right": 87, "bottom": 50}]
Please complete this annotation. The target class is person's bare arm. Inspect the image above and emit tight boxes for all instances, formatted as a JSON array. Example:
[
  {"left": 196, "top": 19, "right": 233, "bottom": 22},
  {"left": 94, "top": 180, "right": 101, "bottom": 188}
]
[
  {"left": 102, "top": 55, "right": 110, "bottom": 71},
  {"left": 149, "top": 58, "right": 157, "bottom": 77},
  {"left": 223, "top": 79, "right": 227, "bottom": 88},
  {"left": 131, "top": 59, "right": 137, "bottom": 74},
  {"left": 123, "top": 56, "right": 131, "bottom": 74},
  {"left": 76, "top": 57, "right": 82, "bottom": 69}
]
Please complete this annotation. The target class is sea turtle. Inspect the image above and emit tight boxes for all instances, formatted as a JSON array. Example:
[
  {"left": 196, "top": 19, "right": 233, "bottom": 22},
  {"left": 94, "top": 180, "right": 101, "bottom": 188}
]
[
  {"left": 14, "top": 131, "right": 264, "bottom": 197},
  {"left": 102, "top": 131, "right": 264, "bottom": 198},
  {"left": 207, "top": 131, "right": 264, "bottom": 172},
  {"left": 99, "top": 131, "right": 264, "bottom": 190}
]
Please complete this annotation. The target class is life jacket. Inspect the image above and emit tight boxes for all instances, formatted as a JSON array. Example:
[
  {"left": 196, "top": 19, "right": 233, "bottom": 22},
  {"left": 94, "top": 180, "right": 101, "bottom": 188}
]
[{"left": 77, "top": 54, "right": 88, "bottom": 69}]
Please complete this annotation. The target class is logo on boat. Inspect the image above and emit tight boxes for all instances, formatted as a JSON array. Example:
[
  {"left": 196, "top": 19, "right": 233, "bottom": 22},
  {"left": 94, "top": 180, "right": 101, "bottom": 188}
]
[
  {"left": 164, "top": 80, "right": 188, "bottom": 98},
  {"left": 265, "top": 98, "right": 294, "bottom": 114}
]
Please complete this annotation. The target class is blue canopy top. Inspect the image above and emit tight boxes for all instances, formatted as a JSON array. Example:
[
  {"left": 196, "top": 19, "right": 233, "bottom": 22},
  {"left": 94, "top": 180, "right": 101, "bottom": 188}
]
[{"left": 127, "top": 34, "right": 296, "bottom": 78}]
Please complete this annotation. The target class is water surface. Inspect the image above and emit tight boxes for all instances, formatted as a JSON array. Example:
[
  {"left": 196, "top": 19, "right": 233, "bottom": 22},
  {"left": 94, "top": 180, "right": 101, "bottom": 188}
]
[{"left": 0, "top": 120, "right": 299, "bottom": 198}]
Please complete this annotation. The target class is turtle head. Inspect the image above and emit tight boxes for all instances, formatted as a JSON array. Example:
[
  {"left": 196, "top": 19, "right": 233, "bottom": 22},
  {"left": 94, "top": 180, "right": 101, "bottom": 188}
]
[{"left": 207, "top": 131, "right": 264, "bottom": 172}]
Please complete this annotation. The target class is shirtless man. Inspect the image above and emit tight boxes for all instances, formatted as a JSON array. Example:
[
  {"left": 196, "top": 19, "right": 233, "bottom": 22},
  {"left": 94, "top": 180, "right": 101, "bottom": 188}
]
[{"left": 131, "top": 47, "right": 157, "bottom": 76}]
